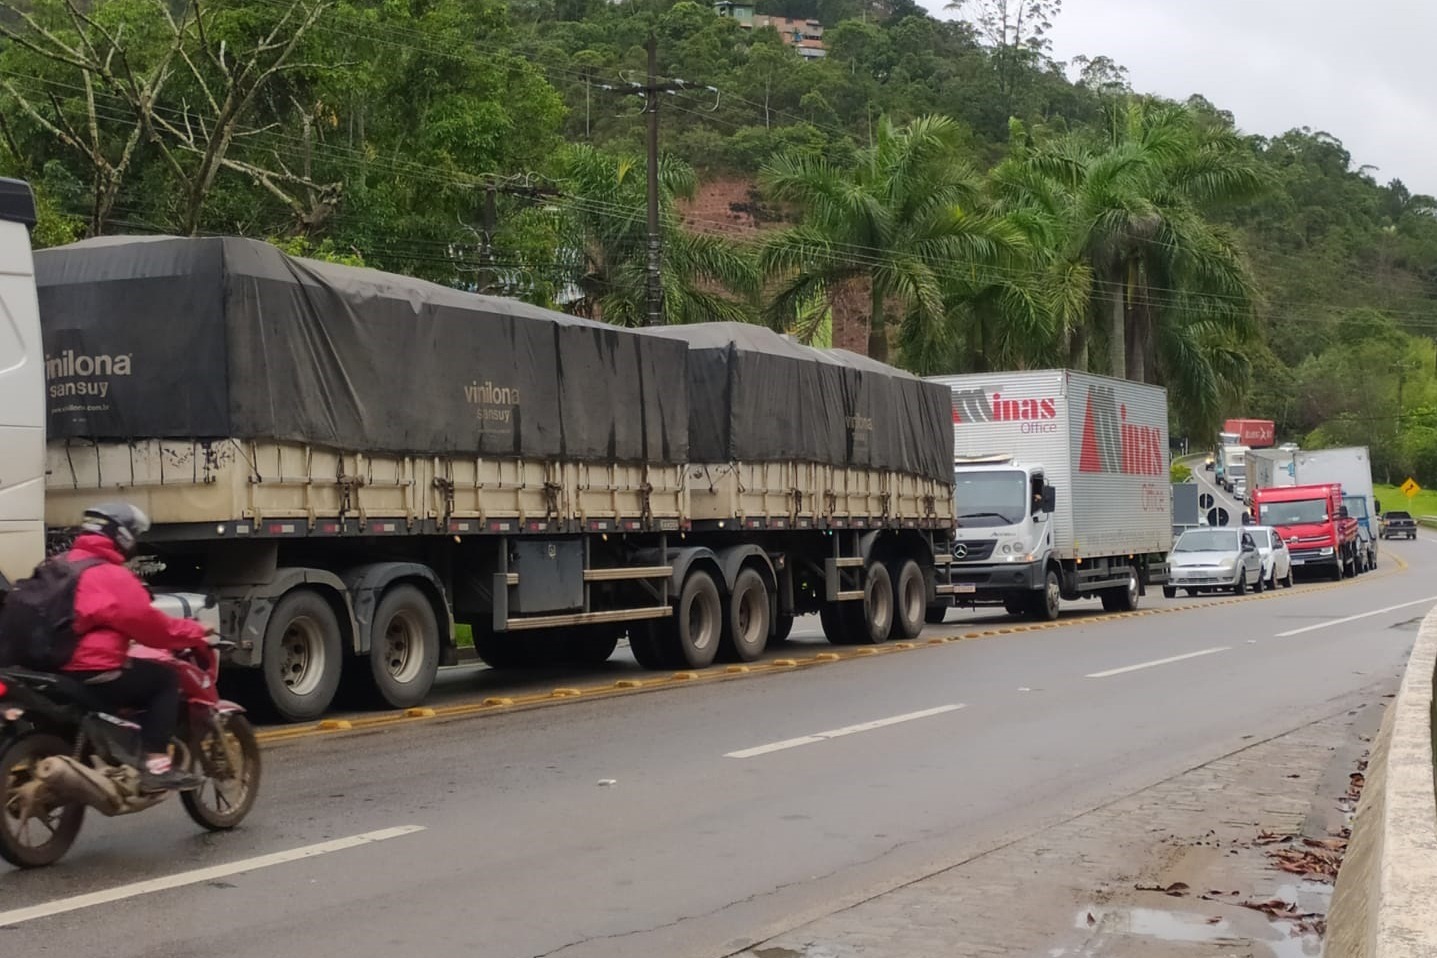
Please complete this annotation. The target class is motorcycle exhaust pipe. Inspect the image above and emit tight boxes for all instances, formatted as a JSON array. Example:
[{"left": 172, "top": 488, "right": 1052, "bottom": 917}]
[{"left": 34, "top": 755, "right": 125, "bottom": 816}]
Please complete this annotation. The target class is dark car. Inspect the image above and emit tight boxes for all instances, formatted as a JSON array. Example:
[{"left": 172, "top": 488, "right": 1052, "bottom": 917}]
[{"left": 1380, "top": 510, "right": 1418, "bottom": 540}]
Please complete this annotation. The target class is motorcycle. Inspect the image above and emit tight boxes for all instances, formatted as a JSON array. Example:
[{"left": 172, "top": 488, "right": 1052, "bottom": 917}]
[{"left": 0, "top": 638, "right": 260, "bottom": 868}]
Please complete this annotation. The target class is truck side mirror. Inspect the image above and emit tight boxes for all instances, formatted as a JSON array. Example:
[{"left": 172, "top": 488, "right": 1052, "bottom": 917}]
[
  {"left": 1338, "top": 506, "right": 1349, "bottom": 519},
  {"left": 1041, "top": 486, "right": 1057, "bottom": 513}
]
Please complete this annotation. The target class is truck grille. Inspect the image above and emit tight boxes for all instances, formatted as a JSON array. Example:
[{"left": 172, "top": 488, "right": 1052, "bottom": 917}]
[{"left": 952, "top": 540, "right": 996, "bottom": 561}]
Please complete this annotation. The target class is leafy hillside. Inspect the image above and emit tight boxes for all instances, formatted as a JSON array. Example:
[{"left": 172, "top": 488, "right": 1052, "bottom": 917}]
[{"left": 3, "top": 0, "right": 1437, "bottom": 478}]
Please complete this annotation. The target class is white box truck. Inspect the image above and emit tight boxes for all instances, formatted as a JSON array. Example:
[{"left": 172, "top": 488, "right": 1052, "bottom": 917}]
[
  {"left": 1, "top": 179, "right": 958, "bottom": 722},
  {"left": 1246, "top": 447, "right": 1296, "bottom": 492},
  {"left": 1291, "top": 447, "right": 1378, "bottom": 572},
  {"left": 926, "top": 370, "right": 1172, "bottom": 620}
]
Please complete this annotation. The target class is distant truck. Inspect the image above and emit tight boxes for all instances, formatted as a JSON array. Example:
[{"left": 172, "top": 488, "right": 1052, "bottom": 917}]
[
  {"left": 1291, "top": 447, "right": 1378, "bottom": 572},
  {"left": 1224, "top": 418, "right": 1275, "bottom": 448},
  {"left": 927, "top": 370, "right": 1172, "bottom": 621},
  {"left": 1213, "top": 430, "right": 1239, "bottom": 486},
  {"left": 1246, "top": 447, "right": 1296, "bottom": 491},
  {"left": 1251, "top": 483, "right": 1360, "bottom": 580},
  {"left": 1221, "top": 444, "right": 1250, "bottom": 492}
]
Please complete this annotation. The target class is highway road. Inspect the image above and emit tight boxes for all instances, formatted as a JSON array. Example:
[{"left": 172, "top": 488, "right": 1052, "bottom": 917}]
[{"left": 1, "top": 536, "right": 1433, "bottom": 958}]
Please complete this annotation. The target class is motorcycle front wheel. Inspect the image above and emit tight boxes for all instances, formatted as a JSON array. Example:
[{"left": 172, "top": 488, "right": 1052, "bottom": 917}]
[
  {"left": 182, "top": 715, "right": 261, "bottom": 831},
  {"left": 0, "top": 733, "right": 86, "bottom": 868}
]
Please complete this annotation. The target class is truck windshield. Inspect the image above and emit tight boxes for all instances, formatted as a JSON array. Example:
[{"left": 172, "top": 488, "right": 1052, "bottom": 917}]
[
  {"left": 953, "top": 470, "right": 1027, "bottom": 527},
  {"left": 1343, "top": 497, "right": 1368, "bottom": 520},
  {"left": 1174, "top": 529, "right": 1239, "bottom": 552},
  {"left": 1259, "top": 499, "right": 1328, "bottom": 525}
]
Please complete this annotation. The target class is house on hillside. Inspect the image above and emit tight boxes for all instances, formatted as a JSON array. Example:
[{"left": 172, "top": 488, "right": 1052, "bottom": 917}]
[{"left": 713, "top": 2, "right": 827, "bottom": 59}]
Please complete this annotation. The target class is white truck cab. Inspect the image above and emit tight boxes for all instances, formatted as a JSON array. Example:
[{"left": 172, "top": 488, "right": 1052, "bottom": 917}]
[
  {"left": 0, "top": 178, "right": 45, "bottom": 590},
  {"left": 952, "top": 455, "right": 1055, "bottom": 569}
]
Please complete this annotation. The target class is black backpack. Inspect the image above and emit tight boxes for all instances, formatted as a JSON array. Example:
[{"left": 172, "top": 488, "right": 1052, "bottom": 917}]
[{"left": 0, "top": 557, "right": 105, "bottom": 670}]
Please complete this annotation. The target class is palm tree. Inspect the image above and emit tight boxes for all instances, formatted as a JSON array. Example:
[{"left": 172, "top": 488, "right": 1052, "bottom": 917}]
[
  {"left": 758, "top": 114, "right": 1022, "bottom": 365},
  {"left": 990, "top": 100, "right": 1266, "bottom": 435},
  {"left": 554, "top": 144, "right": 758, "bottom": 325}
]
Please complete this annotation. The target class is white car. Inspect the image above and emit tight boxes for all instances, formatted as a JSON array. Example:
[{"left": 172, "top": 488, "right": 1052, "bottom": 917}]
[
  {"left": 1244, "top": 525, "right": 1294, "bottom": 590},
  {"left": 1164, "top": 528, "right": 1264, "bottom": 597}
]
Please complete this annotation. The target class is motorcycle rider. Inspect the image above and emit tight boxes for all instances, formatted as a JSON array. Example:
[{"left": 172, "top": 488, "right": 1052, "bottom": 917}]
[{"left": 59, "top": 503, "right": 212, "bottom": 791}]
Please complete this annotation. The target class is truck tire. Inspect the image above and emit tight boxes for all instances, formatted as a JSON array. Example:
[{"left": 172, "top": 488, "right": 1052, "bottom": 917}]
[
  {"left": 1028, "top": 568, "right": 1061, "bottom": 621},
  {"left": 650, "top": 568, "right": 722, "bottom": 669},
  {"left": 565, "top": 629, "right": 620, "bottom": 665},
  {"left": 1099, "top": 568, "right": 1140, "bottom": 612},
  {"left": 889, "top": 559, "right": 925, "bottom": 640},
  {"left": 721, "top": 568, "right": 770, "bottom": 662},
  {"left": 472, "top": 629, "right": 544, "bottom": 669},
  {"left": 627, "top": 627, "right": 668, "bottom": 670},
  {"left": 364, "top": 585, "right": 440, "bottom": 710},
  {"left": 820, "top": 602, "right": 853, "bottom": 645},
  {"left": 843, "top": 562, "right": 894, "bottom": 645},
  {"left": 262, "top": 589, "right": 344, "bottom": 723},
  {"left": 1234, "top": 573, "right": 1247, "bottom": 596}
]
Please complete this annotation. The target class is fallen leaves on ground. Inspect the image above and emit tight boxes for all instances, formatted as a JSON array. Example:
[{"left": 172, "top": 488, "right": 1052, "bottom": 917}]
[
  {"left": 1348, "top": 772, "right": 1367, "bottom": 799},
  {"left": 1134, "top": 881, "right": 1190, "bottom": 897},
  {"left": 1239, "top": 899, "right": 1321, "bottom": 922},
  {"left": 1269, "top": 846, "right": 1342, "bottom": 881}
]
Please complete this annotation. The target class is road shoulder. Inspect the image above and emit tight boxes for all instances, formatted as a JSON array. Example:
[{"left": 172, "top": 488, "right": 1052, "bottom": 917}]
[{"left": 731, "top": 684, "right": 1390, "bottom": 958}]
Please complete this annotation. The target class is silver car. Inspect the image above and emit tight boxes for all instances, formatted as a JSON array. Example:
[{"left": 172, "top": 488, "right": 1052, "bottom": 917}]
[{"left": 1164, "top": 528, "right": 1264, "bottom": 597}]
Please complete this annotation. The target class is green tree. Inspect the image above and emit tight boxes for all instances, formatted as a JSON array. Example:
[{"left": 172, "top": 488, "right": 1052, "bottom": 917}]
[
  {"left": 758, "top": 114, "right": 1021, "bottom": 364},
  {"left": 554, "top": 143, "right": 759, "bottom": 325},
  {"left": 995, "top": 100, "right": 1265, "bottom": 433}
]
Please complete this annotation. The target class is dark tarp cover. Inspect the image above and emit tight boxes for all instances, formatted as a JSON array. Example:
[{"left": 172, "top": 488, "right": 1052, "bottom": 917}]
[
  {"left": 35, "top": 236, "right": 689, "bottom": 464},
  {"left": 638, "top": 324, "right": 951, "bottom": 483}
]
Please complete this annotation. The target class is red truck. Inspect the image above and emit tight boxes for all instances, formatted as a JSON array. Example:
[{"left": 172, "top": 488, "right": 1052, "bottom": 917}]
[
  {"left": 1251, "top": 483, "right": 1359, "bottom": 580},
  {"left": 1224, "top": 418, "right": 1275, "bottom": 448}
]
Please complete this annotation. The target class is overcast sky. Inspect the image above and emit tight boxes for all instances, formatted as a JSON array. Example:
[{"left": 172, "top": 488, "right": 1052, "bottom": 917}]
[{"left": 918, "top": 0, "right": 1437, "bottom": 195}]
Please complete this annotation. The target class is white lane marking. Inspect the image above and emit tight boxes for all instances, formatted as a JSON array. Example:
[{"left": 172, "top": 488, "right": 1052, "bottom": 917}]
[
  {"left": 1085, "top": 647, "right": 1232, "bottom": 679},
  {"left": 0, "top": 825, "right": 425, "bottom": 928},
  {"left": 1273, "top": 596, "right": 1437, "bottom": 638},
  {"left": 724, "top": 704, "right": 965, "bottom": 759}
]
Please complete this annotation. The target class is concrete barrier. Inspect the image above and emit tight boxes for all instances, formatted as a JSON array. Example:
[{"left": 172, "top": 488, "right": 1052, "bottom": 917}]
[{"left": 1327, "top": 607, "right": 1437, "bottom": 957}]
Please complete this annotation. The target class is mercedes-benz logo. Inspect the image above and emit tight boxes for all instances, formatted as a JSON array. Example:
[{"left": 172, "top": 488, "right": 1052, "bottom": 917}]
[{"left": 954, "top": 543, "right": 969, "bottom": 559}]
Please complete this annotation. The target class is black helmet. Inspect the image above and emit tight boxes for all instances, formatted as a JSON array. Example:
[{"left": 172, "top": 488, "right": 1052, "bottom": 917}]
[{"left": 81, "top": 502, "right": 152, "bottom": 558}]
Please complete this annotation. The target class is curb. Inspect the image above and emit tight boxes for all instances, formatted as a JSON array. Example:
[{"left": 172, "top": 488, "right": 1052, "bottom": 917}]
[
  {"left": 254, "top": 554, "right": 1409, "bottom": 747},
  {"left": 1328, "top": 606, "right": 1437, "bottom": 957}
]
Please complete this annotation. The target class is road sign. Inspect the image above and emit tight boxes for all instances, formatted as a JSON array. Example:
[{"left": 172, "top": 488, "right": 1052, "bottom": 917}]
[
  {"left": 1401, "top": 477, "right": 1421, "bottom": 498},
  {"left": 1199, "top": 492, "right": 1215, "bottom": 510},
  {"left": 1207, "top": 507, "right": 1230, "bottom": 527}
]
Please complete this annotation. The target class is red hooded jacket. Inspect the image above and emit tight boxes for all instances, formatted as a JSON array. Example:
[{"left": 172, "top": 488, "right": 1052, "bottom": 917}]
[{"left": 61, "top": 534, "right": 209, "bottom": 673}]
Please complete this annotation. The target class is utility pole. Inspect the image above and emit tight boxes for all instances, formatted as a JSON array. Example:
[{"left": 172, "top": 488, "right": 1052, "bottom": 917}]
[
  {"left": 644, "top": 34, "right": 664, "bottom": 327},
  {"left": 613, "top": 35, "right": 691, "bottom": 326},
  {"left": 474, "top": 178, "right": 560, "bottom": 296},
  {"left": 607, "top": 43, "right": 714, "bottom": 325},
  {"left": 480, "top": 183, "right": 497, "bottom": 294}
]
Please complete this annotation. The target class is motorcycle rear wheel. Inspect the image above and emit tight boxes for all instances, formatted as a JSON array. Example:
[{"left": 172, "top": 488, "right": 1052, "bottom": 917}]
[
  {"left": 182, "top": 715, "right": 261, "bottom": 831},
  {"left": 0, "top": 733, "right": 86, "bottom": 868}
]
